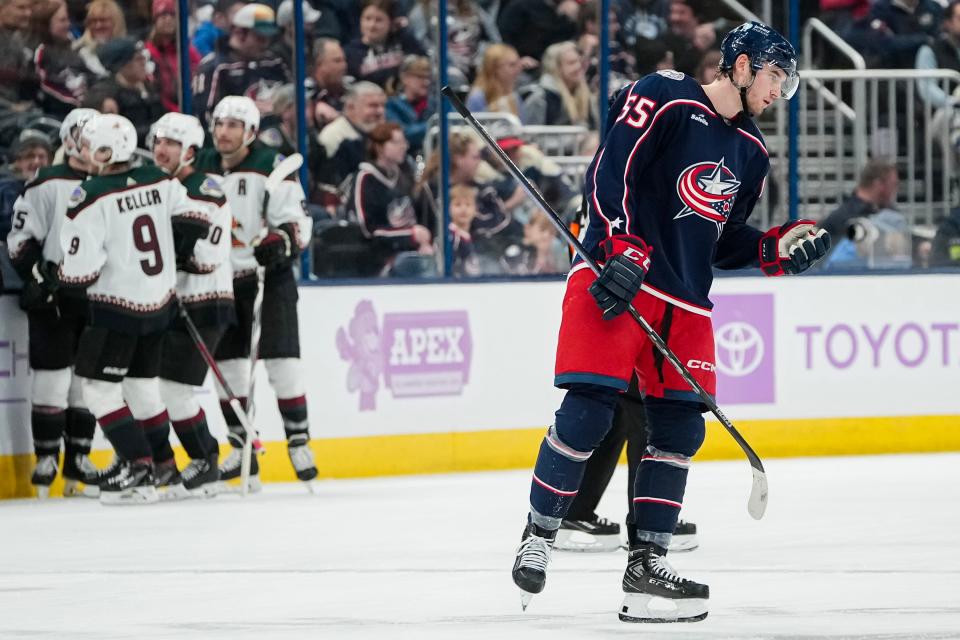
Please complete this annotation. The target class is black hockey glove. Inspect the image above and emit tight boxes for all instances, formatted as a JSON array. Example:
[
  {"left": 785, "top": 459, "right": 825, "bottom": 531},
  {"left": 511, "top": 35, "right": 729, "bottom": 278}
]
[
  {"left": 588, "top": 235, "right": 652, "bottom": 321},
  {"left": 252, "top": 226, "right": 294, "bottom": 267},
  {"left": 759, "top": 220, "right": 830, "bottom": 276},
  {"left": 19, "top": 261, "right": 60, "bottom": 312},
  {"left": 172, "top": 214, "right": 212, "bottom": 268}
]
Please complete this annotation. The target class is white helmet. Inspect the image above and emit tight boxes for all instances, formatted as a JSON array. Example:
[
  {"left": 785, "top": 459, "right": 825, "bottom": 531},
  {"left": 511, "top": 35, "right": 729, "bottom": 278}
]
[
  {"left": 211, "top": 95, "right": 260, "bottom": 138},
  {"left": 149, "top": 113, "right": 205, "bottom": 172},
  {"left": 82, "top": 114, "right": 138, "bottom": 169},
  {"left": 59, "top": 108, "right": 99, "bottom": 159}
]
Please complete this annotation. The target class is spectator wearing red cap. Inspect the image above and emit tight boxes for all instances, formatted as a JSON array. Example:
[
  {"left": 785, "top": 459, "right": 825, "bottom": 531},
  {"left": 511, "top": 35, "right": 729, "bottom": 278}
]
[{"left": 144, "top": 0, "right": 201, "bottom": 112}]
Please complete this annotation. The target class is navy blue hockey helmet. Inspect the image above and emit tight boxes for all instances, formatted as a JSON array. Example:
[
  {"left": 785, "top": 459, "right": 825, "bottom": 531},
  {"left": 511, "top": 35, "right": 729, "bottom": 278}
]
[{"left": 720, "top": 22, "right": 799, "bottom": 99}]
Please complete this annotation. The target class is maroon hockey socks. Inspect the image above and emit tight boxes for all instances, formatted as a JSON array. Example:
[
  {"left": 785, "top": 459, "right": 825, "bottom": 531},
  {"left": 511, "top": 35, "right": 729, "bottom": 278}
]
[
  {"left": 171, "top": 409, "right": 220, "bottom": 459},
  {"left": 278, "top": 395, "right": 309, "bottom": 444},
  {"left": 98, "top": 406, "right": 153, "bottom": 462}
]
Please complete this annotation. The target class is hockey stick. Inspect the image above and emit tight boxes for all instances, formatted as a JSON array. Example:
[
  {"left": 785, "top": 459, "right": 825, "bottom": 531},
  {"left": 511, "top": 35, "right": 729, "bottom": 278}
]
[
  {"left": 176, "top": 301, "right": 264, "bottom": 455},
  {"left": 240, "top": 153, "right": 304, "bottom": 496},
  {"left": 442, "top": 86, "right": 768, "bottom": 520}
]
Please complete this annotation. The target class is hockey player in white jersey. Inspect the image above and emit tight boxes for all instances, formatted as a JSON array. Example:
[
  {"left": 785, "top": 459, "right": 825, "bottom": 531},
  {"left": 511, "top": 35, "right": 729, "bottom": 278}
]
[
  {"left": 59, "top": 114, "right": 210, "bottom": 504},
  {"left": 195, "top": 96, "right": 317, "bottom": 488},
  {"left": 149, "top": 113, "right": 234, "bottom": 498},
  {"left": 7, "top": 108, "right": 101, "bottom": 498}
]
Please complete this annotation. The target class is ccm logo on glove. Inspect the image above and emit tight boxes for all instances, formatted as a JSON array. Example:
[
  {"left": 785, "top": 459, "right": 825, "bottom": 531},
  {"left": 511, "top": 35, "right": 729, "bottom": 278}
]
[{"left": 589, "top": 234, "right": 653, "bottom": 321}]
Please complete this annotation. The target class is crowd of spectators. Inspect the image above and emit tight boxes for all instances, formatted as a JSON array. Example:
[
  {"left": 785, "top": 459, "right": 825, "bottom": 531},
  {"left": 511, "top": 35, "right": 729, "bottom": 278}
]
[{"left": 5, "top": 0, "right": 960, "bottom": 280}]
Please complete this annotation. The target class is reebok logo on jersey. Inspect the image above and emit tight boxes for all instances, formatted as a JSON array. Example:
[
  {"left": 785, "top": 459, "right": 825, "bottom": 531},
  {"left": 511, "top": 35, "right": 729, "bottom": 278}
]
[
  {"left": 673, "top": 157, "right": 740, "bottom": 231},
  {"left": 690, "top": 113, "right": 709, "bottom": 126}
]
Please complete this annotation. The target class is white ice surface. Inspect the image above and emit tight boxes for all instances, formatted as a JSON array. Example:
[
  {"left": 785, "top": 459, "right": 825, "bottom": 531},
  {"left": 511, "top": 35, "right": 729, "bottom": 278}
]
[{"left": 1, "top": 453, "right": 958, "bottom": 640}]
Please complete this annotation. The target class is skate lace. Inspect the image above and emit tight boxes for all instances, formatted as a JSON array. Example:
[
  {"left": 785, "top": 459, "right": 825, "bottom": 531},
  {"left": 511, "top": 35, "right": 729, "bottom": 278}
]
[
  {"left": 35, "top": 456, "right": 58, "bottom": 475},
  {"left": 221, "top": 448, "right": 242, "bottom": 471},
  {"left": 595, "top": 516, "right": 615, "bottom": 528},
  {"left": 517, "top": 535, "right": 553, "bottom": 573},
  {"left": 288, "top": 445, "right": 315, "bottom": 472},
  {"left": 75, "top": 455, "right": 98, "bottom": 475},
  {"left": 648, "top": 553, "right": 686, "bottom": 584},
  {"left": 181, "top": 459, "right": 206, "bottom": 482}
]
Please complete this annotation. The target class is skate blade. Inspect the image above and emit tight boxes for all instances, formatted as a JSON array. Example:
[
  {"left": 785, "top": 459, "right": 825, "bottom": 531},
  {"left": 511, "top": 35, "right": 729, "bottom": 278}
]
[
  {"left": 34, "top": 485, "right": 52, "bottom": 500},
  {"left": 619, "top": 593, "right": 708, "bottom": 623},
  {"left": 63, "top": 480, "right": 100, "bottom": 498},
  {"left": 520, "top": 593, "right": 533, "bottom": 611},
  {"left": 100, "top": 486, "right": 160, "bottom": 506},
  {"left": 158, "top": 483, "right": 191, "bottom": 501},
  {"left": 217, "top": 476, "right": 262, "bottom": 495},
  {"left": 185, "top": 483, "right": 220, "bottom": 499},
  {"left": 554, "top": 530, "right": 622, "bottom": 553},
  {"left": 667, "top": 534, "right": 699, "bottom": 553}
]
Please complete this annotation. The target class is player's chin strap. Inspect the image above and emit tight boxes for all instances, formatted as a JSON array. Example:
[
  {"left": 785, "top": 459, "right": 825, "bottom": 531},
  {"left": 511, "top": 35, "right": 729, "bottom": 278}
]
[{"left": 728, "top": 68, "right": 757, "bottom": 118}]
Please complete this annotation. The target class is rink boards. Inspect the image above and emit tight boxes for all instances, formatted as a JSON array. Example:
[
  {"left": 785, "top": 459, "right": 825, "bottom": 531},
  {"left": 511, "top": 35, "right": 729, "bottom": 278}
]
[{"left": 2, "top": 273, "right": 960, "bottom": 498}]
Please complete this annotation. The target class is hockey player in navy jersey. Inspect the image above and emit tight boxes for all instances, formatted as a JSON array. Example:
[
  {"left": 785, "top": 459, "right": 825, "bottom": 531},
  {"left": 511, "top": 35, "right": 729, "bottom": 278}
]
[{"left": 511, "top": 22, "right": 830, "bottom": 622}]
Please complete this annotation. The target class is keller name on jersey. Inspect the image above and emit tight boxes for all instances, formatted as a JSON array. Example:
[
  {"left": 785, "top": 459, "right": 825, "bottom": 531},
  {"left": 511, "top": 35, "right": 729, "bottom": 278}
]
[{"left": 116, "top": 188, "right": 162, "bottom": 213}]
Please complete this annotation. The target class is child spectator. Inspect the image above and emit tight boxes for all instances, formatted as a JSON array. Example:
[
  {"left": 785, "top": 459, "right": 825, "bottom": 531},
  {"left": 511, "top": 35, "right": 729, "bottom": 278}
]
[{"left": 449, "top": 183, "right": 481, "bottom": 277}]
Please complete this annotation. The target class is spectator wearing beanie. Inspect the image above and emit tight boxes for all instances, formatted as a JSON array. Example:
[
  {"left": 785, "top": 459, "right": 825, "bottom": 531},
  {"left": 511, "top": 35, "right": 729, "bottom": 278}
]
[
  {"left": 145, "top": 0, "right": 201, "bottom": 112},
  {"left": 90, "top": 38, "right": 164, "bottom": 145}
]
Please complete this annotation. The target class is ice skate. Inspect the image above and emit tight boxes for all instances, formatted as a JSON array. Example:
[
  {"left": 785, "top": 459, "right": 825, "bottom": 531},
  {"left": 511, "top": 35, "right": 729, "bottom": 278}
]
[
  {"left": 512, "top": 521, "right": 557, "bottom": 610},
  {"left": 287, "top": 434, "right": 318, "bottom": 485},
  {"left": 668, "top": 520, "right": 699, "bottom": 552},
  {"left": 155, "top": 459, "right": 189, "bottom": 501},
  {"left": 218, "top": 447, "right": 261, "bottom": 494},
  {"left": 31, "top": 455, "right": 58, "bottom": 499},
  {"left": 181, "top": 454, "right": 220, "bottom": 498},
  {"left": 619, "top": 543, "right": 708, "bottom": 623},
  {"left": 554, "top": 515, "right": 621, "bottom": 552},
  {"left": 62, "top": 453, "right": 100, "bottom": 498},
  {"left": 99, "top": 460, "right": 159, "bottom": 505}
]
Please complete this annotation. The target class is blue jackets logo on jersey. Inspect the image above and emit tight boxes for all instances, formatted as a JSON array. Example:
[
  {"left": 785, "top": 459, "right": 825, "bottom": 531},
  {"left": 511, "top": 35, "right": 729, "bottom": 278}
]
[{"left": 674, "top": 157, "right": 741, "bottom": 225}]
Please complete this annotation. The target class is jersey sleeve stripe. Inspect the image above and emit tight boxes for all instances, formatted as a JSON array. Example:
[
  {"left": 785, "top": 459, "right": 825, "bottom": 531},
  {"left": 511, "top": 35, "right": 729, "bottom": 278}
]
[
  {"left": 736, "top": 128, "right": 768, "bottom": 156},
  {"left": 354, "top": 170, "right": 372, "bottom": 238}
]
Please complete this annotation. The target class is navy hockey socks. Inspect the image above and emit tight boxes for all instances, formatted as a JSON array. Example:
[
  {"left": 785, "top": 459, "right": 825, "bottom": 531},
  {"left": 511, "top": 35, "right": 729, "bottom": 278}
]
[
  {"left": 278, "top": 395, "right": 309, "bottom": 444},
  {"left": 220, "top": 398, "right": 247, "bottom": 449},
  {"left": 171, "top": 409, "right": 219, "bottom": 459},
  {"left": 632, "top": 398, "right": 705, "bottom": 546},
  {"left": 64, "top": 407, "right": 96, "bottom": 456},
  {"left": 99, "top": 406, "right": 152, "bottom": 462},
  {"left": 31, "top": 407, "right": 66, "bottom": 457},
  {"left": 529, "top": 385, "right": 618, "bottom": 521},
  {"left": 141, "top": 411, "right": 175, "bottom": 464}
]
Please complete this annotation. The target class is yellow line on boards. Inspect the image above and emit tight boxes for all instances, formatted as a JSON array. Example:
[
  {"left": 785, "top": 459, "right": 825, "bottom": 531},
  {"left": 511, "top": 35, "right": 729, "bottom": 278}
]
[{"left": 1, "top": 414, "right": 958, "bottom": 500}]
